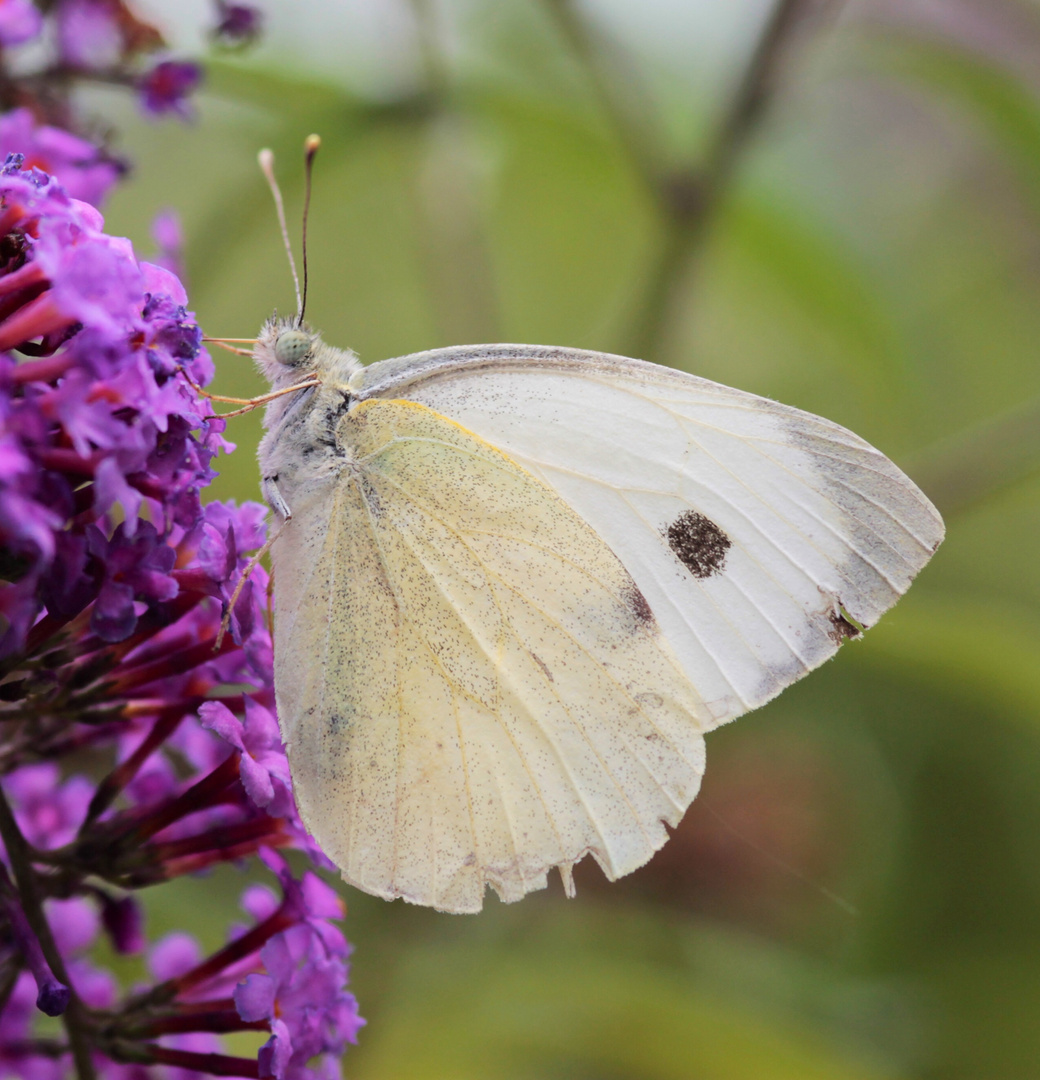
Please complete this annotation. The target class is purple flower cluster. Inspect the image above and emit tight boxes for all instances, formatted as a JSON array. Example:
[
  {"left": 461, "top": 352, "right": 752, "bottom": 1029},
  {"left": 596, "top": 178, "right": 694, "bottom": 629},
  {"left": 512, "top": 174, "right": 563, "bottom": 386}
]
[
  {"left": 0, "top": 1, "right": 262, "bottom": 157},
  {"left": 0, "top": 110, "right": 121, "bottom": 208},
  {"left": 0, "top": 137, "right": 361, "bottom": 1078},
  {"left": 0, "top": 0, "right": 207, "bottom": 123}
]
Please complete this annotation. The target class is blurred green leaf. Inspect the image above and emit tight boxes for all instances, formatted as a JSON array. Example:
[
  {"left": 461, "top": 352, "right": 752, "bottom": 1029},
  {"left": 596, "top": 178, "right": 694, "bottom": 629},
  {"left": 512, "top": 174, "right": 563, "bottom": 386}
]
[
  {"left": 852, "top": 593, "right": 1040, "bottom": 728},
  {"left": 352, "top": 907, "right": 906, "bottom": 1080},
  {"left": 689, "top": 190, "right": 911, "bottom": 422},
  {"left": 874, "top": 35, "right": 1040, "bottom": 218}
]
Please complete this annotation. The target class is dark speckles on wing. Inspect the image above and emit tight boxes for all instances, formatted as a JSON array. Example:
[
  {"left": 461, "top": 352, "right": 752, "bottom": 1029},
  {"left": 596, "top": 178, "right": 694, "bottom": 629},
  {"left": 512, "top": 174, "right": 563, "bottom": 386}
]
[
  {"left": 664, "top": 510, "right": 732, "bottom": 579},
  {"left": 623, "top": 582, "right": 656, "bottom": 629}
]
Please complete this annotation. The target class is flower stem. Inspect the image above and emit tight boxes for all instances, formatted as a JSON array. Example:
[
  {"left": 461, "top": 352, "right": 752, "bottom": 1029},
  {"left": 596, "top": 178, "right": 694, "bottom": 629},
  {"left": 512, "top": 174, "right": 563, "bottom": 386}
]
[
  {"left": 133, "top": 1006, "right": 268, "bottom": 1037},
  {"left": 0, "top": 783, "right": 96, "bottom": 1080},
  {"left": 125, "top": 751, "right": 240, "bottom": 842},
  {"left": 135, "top": 897, "right": 295, "bottom": 1009},
  {"left": 637, "top": 0, "right": 845, "bottom": 360},
  {"left": 137, "top": 1045, "right": 261, "bottom": 1078},
  {"left": 84, "top": 709, "right": 186, "bottom": 826},
  {"left": 149, "top": 814, "right": 283, "bottom": 861},
  {"left": 0, "top": 861, "right": 68, "bottom": 1015}
]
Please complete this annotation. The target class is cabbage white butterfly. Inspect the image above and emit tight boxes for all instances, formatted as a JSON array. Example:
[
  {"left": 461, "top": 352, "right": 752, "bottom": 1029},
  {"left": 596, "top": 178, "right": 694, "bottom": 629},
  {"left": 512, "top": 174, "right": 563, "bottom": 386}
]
[{"left": 210, "top": 140, "right": 944, "bottom": 914}]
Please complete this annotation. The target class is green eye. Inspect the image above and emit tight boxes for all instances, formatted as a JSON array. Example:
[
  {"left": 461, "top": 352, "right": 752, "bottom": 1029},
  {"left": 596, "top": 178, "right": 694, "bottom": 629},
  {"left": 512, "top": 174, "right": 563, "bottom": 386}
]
[{"left": 275, "top": 330, "right": 312, "bottom": 365}]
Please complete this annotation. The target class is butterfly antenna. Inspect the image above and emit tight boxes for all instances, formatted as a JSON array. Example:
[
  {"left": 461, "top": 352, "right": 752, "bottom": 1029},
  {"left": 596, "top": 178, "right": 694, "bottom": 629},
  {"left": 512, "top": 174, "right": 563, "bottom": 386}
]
[
  {"left": 298, "top": 134, "right": 321, "bottom": 327},
  {"left": 258, "top": 147, "right": 302, "bottom": 317}
]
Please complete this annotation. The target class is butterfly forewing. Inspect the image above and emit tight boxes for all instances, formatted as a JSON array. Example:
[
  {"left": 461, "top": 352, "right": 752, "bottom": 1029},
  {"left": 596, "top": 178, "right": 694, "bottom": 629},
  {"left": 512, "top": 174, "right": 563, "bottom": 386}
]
[
  {"left": 272, "top": 398, "right": 707, "bottom": 913},
  {"left": 351, "top": 346, "right": 944, "bottom": 728}
]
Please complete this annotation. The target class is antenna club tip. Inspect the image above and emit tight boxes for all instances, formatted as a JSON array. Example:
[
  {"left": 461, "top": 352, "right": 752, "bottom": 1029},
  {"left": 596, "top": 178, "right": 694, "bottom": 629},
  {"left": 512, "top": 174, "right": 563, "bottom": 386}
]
[
  {"left": 258, "top": 147, "right": 274, "bottom": 170},
  {"left": 305, "top": 134, "right": 321, "bottom": 155}
]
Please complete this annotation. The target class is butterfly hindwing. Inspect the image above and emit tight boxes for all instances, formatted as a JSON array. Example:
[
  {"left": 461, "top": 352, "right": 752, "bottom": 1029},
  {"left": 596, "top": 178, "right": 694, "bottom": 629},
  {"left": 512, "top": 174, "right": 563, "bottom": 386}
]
[{"left": 271, "top": 397, "right": 707, "bottom": 913}]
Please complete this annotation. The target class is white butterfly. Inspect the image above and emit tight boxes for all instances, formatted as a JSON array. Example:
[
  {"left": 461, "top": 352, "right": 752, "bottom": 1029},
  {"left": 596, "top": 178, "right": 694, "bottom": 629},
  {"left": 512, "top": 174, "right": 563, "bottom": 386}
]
[{"left": 247, "top": 318, "right": 943, "bottom": 914}]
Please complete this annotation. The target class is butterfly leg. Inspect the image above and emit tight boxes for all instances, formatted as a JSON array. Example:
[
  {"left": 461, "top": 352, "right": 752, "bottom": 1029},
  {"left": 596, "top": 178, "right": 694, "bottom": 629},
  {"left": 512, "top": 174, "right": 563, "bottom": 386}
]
[
  {"left": 175, "top": 366, "right": 320, "bottom": 418},
  {"left": 262, "top": 476, "right": 293, "bottom": 522},
  {"left": 212, "top": 474, "right": 293, "bottom": 647},
  {"left": 215, "top": 519, "right": 287, "bottom": 650}
]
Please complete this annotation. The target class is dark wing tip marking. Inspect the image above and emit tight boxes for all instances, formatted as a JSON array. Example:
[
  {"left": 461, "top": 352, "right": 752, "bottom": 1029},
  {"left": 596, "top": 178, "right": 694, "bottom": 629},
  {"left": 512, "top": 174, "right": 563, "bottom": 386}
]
[
  {"left": 664, "top": 510, "right": 732, "bottom": 579},
  {"left": 828, "top": 607, "right": 863, "bottom": 645}
]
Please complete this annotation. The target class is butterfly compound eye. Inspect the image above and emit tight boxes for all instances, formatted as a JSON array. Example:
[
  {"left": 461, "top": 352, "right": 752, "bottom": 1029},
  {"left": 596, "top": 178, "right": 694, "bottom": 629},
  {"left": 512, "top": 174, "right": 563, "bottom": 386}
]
[{"left": 274, "top": 329, "right": 312, "bottom": 365}]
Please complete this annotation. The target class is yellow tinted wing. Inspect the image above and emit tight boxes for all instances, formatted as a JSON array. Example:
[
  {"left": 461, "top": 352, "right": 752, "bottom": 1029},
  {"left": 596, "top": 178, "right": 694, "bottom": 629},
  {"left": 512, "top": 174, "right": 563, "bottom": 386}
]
[{"left": 273, "top": 399, "right": 707, "bottom": 913}]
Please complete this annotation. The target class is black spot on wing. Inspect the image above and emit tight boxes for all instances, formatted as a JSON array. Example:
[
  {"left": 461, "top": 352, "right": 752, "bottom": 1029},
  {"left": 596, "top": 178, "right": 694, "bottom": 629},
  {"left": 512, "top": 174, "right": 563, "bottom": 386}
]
[{"left": 664, "top": 510, "right": 731, "bottom": 579}]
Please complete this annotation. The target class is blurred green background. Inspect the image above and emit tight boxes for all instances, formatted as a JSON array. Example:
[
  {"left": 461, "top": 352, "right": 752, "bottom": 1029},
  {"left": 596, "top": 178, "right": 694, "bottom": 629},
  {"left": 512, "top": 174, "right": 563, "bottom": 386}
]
[{"left": 101, "top": 0, "right": 1040, "bottom": 1075}]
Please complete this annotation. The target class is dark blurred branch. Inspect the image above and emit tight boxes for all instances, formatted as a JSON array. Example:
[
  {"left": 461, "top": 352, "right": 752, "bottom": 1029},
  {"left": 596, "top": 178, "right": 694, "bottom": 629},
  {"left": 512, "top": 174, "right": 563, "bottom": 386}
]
[
  {"left": 547, "top": 0, "right": 846, "bottom": 361},
  {"left": 907, "top": 396, "right": 1040, "bottom": 518},
  {"left": 404, "top": 0, "right": 451, "bottom": 101},
  {"left": 542, "top": 0, "right": 662, "bottom": 199}
]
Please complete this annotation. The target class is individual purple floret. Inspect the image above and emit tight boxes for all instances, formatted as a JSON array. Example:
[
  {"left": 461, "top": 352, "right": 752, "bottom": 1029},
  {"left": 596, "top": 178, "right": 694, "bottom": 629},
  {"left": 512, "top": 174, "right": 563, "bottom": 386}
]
[
  {"left": 138, "top": 60, "right": 204, "bottom": 119},
  {"left": 151, "top": 208, "right": 186, "bottom": 280},
  {"left": 99, "top": 894, "right": 146, "bottom": 955},
  {"left": 4, "top": 764, "right": 93, "bottom": 849},
  {"left": 0, "top": 863, "right": 69, "bottom": 1016},
  {"left": 0, "top": 0, "right": 42, "bottom": 47},
  {"left": 200, "top": 698, "right": 294, "bottom": 817},
  {"left": 213, "top": 1, "right": 263, "bottom": 48},
  {"left": 55, "top": 0, "right": 125, "bottom": 70}
]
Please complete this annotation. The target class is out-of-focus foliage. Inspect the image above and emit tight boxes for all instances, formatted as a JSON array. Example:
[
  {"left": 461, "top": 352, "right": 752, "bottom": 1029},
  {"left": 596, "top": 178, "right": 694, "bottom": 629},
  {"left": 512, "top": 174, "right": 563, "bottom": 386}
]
[{"left": 100, "top": 0, "right": 1040, "bottom": 1076}]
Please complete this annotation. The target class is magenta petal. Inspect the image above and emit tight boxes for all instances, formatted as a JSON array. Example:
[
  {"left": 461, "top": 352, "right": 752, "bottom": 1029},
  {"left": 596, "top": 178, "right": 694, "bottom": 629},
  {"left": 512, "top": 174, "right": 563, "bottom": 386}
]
[
  {"left": 0, "top": 0, "right": 42, "bottom": 46},
  {"left": 198, "top": 701, "right": 246, "bottom": 751},
  {"left": 91, "top": 579, "right": 136, "bottom": 641},
  {"left": 259, "top": 933, "right": 294, "bottom": 986},
  {"left": 241, "top": 884, "right": 279, "bottom": 924},
  {"left": 56, "top": 0, "right": 122, "bottom": 69},
  {"left": 45, "top": 897, "right": 99, "bottom": 955},
  {"left": 93, "top": 457, "right": 144, "bottom": 533},
  {"left": 301, "top": 873, "right": 345, "bottom": 921},
  {"left": 242, "top": 696, "right": 282, "bottom": 750},
  {"left": 65, "top": 958, "right": 116, "bottom": 1010},
  {"left": 257, "top": 1017, "right": 292, "bottom": 1079},
  {"left": 233, "top": 972, "right": 276, "bottom": 1022},
  {"left": 239, "top": 752, "right": 275, "bottom": 808},
  {"left": 140, "top": 260, "right": 187, "bottom": 305},
  {"left": 148, "top": 932, "right": 201, "bottom": 981}
]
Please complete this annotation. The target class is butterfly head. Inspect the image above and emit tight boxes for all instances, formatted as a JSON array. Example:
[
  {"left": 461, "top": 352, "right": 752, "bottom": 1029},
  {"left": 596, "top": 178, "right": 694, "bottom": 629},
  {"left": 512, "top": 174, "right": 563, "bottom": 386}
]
[
  {"left": 253, "top": 314, "right": 315, "bottom": 384},
  {"left": 254, "top": 314, "right": 361, "bottom": 391}
]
